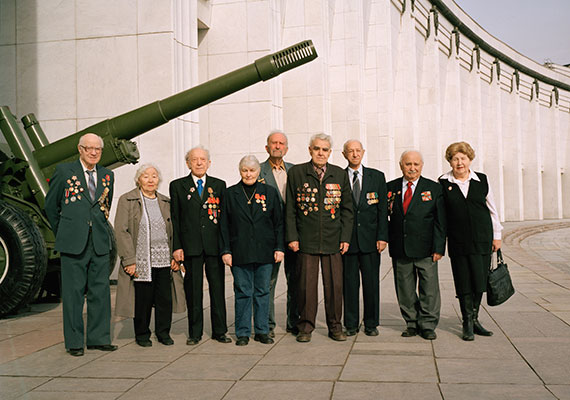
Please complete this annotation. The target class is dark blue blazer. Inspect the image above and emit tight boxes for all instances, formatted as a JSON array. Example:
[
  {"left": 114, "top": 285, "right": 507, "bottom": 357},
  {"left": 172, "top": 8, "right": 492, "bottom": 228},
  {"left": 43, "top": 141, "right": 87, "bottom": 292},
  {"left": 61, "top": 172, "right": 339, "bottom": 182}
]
[
  {"left": 386, "top": 176, "right": 446, "bottom": 259},
  {"left": 219, "top": 181, "right": 284, "bottom": 266},
  {"left": 347, "top": 166, "right": 389, "bottom": 254}
]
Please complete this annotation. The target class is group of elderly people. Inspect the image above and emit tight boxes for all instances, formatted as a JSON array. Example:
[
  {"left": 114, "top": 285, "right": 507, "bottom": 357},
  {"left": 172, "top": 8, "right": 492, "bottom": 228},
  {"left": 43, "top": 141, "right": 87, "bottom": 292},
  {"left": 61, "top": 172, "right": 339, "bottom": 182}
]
[{"left": 112, "top": 132, "right": 501, "bottom": 347}]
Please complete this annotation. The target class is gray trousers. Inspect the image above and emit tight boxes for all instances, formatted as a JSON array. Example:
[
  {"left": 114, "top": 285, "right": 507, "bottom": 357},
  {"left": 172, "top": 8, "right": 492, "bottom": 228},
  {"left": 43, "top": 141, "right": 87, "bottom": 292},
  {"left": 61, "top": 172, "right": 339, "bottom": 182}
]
[{"left": 392, "top": 256, "right": 441, "bottom": 330}]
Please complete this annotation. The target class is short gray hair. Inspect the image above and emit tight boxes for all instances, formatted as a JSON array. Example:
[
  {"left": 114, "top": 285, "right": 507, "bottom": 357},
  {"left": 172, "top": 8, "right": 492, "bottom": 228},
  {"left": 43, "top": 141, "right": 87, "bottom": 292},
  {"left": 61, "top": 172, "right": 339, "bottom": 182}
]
[
  {"left": 309, "top": 133, "right": 332, "bottom": 148},
  {"left": 134, "top": 163, "right": 162, "bottom": 188},
  {"left": 267, "top": 130, "right": 288, "bottom": 146},
  {"left": 239, "top": 155, "right": 260, "bottom": 171},
  {"left": 343, "top": 139, "right": 363, "bottom": 153},
  {"left": 399, "top": 149, "right": 424, "bottom": 165},
  {"left": 78, "top": 133, "right": 104, "bottom": 148},
  {"left": 185, "top": 145, "right": 210, "bottom": 162}
]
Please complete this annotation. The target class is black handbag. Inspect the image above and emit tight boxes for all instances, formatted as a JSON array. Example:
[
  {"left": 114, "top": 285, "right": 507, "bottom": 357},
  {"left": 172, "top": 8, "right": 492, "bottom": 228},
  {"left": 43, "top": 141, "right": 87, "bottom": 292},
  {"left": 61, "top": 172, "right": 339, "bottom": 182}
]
[{"left": 487, "top": 249, "right": 515, "bottom": 306}]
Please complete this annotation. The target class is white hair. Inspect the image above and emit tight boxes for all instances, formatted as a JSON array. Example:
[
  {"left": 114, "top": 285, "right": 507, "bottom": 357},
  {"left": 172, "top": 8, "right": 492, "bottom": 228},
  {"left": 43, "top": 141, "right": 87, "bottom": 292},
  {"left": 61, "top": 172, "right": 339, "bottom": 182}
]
[
  {"left": 134, "top": 163, "right": 162, "bottom": 188},
  {"left": 239, "top": 154, "right": 260, "bottom": 171},
  {"left": 185, "top": 145, "right": 210, "bottom": 162},
  {"left": 309, "top": 133, "right": 332, "bottom": 148},
  {"left": 78, "top": 133, "right": 104, "bottom": 148},
  {"left": 399, "top": 149, "right": 424, "bottom": 165}
]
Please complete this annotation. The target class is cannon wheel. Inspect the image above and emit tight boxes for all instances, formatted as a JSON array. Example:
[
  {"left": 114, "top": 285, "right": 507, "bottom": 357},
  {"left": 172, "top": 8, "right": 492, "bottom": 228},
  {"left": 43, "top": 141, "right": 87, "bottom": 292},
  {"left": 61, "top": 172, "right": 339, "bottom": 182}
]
[{"left": 0, "top": 200, "right": 47, "bottom": 317}]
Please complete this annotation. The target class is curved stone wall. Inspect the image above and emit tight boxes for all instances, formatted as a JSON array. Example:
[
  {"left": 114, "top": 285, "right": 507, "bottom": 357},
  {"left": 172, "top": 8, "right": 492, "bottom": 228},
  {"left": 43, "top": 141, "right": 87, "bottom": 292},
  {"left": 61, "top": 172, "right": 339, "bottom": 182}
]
[{"left": 0, "top": 0, "right": 568, "bottom": 221}]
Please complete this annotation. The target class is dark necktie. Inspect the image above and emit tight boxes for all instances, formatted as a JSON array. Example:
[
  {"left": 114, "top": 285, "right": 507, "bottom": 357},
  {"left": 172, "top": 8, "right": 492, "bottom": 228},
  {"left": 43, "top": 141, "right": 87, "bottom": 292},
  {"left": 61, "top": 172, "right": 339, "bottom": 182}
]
[
  {"left": 87, "top": 170, "right": 96, "bottom": 201},
  {"left": 315, "top": 167, "right": 324, "bottom": 181},
  {"left": 197, "top": 178, "right": 203, "bottom": 197},
  {"left": 352, "top": 170, "right": 360, "bottom": 202},
  {"left": 403, "top": 181, "right": 413, "bottom": 214}
]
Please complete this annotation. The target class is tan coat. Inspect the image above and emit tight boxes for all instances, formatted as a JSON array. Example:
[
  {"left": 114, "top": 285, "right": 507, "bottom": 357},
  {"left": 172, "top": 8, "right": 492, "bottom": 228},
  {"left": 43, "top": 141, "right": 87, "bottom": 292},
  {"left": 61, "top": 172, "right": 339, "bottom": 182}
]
[{"left": 114, "top": 188, "right": 186, "bottom": 318}]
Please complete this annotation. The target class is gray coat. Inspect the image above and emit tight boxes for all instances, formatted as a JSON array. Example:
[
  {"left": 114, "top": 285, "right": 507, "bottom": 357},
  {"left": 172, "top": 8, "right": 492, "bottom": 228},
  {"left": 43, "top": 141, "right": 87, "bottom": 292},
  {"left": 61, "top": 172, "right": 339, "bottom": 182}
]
[{"left": 114, "top": 188, "right": 186, "bottom": 318}]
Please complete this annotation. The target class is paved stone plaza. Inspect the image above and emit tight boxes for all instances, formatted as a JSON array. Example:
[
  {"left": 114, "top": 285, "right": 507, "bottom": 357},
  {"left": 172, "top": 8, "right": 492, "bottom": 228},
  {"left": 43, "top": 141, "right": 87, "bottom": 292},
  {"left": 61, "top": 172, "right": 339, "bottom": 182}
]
[{"left": 1, "top": 220, "right": 570, "bottom": 399}]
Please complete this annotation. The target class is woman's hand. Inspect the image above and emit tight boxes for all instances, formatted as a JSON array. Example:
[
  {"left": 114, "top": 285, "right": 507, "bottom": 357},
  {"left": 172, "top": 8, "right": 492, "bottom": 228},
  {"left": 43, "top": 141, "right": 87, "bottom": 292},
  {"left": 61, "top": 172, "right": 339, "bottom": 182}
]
[
  {"left": 274, "top": 251, "right": 284, "bottom": 263},
  {"left": 222, "top": 254, "right": 233, "bottom": 267},
  {"left": 124, "top": 264, "right": 136, "bottom": 277},
  {"left": 171, "top": 259, "right": 184, "bottom": 272},
  {"left": 492, "top": 239, "right": 501, "bottom": 252},
  {"left": 288, "top": 241, "right": 299, "bottom": 252}
]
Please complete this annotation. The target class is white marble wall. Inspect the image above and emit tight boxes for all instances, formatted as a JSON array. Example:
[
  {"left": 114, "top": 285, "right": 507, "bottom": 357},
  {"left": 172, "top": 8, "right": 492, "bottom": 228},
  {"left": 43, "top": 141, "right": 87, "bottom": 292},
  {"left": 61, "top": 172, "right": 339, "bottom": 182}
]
[{"left": 1, "top": 0, "right": 569, "bottom": 221}]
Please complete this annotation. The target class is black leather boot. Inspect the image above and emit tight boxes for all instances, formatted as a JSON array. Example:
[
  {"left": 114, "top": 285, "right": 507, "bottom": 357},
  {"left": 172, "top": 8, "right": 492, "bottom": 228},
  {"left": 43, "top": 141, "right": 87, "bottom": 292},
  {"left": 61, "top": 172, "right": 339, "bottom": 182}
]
[
  {"left": 458, "top": 295, "right": 474, "bottom": 341},
  {"left": 473, "top": 293, "right": 493, "bottom": 336}
]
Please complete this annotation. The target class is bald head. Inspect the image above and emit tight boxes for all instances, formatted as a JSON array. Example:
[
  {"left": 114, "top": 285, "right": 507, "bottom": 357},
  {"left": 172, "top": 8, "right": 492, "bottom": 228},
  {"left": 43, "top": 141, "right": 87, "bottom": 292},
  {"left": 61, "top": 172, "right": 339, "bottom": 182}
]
[{"left": 342, "top": 140, "right": 365, "bottom": 169}]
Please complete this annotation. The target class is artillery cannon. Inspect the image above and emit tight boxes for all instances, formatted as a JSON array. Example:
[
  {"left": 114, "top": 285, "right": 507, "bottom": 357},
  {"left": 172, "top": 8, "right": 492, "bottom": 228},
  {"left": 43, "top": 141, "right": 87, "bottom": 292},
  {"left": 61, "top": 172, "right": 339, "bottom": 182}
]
[{"left": 0, "top": 40, "right": 317, "bottom": 316}]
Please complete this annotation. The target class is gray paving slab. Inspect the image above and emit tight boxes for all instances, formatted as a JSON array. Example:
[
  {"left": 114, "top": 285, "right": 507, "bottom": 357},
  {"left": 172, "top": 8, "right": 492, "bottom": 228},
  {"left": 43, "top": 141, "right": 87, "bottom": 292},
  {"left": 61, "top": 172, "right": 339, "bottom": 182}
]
[
  {"left": 341, "top": 354, "right": 438, "bottom": 382},
  {"left": 223, "top": 381, "right": 333, "bottom": 400},
  {"left": 152, "top": 354, "right": 261, "bottom": 380},
  {"left": 547, "top": 385, "right": 570, "bottom": 400},
  {"left": 0, "top": 376, "right": 50, "bottom": 400},
  {"left": 258, "top": 329, "right": 353, "bottom": 365},
  {"left": 62, "top": 360, "right": 167, "bottom": 379},
  {"left": 0, "top": 345, "right": 100, "bottom": 377},
  {"left": 117, "top": 379, "right": 234, "bottom": 400},
  {"left": 32, "top": 377, "right": 139, "bottom": 393},
  {"left": 243, "top": 365, "right": 342, "bottom": 381},
  {"left": 439, "top": 383, "right": 557, "bottom": 400},
  {"left": 437, "top": 358, "right": 542, "bottom": 384},
  {"left": 332, "top": 382, "right": 442, "bottom": 400},
  {"left": 18, "top": 392, "right": 120, "bottom": 399},
  {"left": 512, "top": 337, "right": 570, "bottom": 384}
]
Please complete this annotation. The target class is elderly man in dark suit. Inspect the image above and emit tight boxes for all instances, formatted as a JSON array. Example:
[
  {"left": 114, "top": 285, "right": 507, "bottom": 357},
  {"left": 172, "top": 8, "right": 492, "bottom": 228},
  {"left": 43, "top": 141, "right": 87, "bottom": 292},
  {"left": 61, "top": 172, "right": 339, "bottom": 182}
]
[
  {"left": 286, "top": 133, "right": 353, "bottom": 343},
  {"left": 259, "top": 130, "right": 298, "bottom": 337},
  {"left": 387, "top": 150, "right": 446, "bottom": 340},
  {"left": 45, "top": 133, "right": 117, "bottom": 357},
  {"left": 170, "top": 145, "right": 231, "bottom": 345},
  {"left": 342, "top": 140, "right": 388, "bottom": 337}
]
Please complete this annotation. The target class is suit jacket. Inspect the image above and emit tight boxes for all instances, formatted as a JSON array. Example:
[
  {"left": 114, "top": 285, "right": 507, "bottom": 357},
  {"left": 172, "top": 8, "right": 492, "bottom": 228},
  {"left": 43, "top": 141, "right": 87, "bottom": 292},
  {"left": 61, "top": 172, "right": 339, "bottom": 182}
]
[
  {"left": 259, "top": 159, "right": 294, "bottom": 205},
  {"left": 219, "top": 181, "right": 284, "bottom": 266},
  {"left": 347, "top": 166, "right": 389, "bottom": 254},
  {"left": 169, "top": 174, "right": 226, "bottom": 257},
  {"left": 285, "top": 161, "right": 354, "bottom": 254},
  {"left": 113, "top": 188, "right": 185, "bottom": 318},
  {"left": 45, "top": 160, "right": 114, "bottom": 256},
  {"left": 386, "top": 176, "right": 446, "bottom": 259}
]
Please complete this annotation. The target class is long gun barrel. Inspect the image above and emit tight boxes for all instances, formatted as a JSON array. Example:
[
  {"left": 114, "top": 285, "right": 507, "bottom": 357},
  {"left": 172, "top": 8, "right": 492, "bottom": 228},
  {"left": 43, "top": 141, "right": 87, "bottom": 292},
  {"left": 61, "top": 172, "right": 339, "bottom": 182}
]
[{"left": 34, "top": 40, "right": 317, "bottom": 177}]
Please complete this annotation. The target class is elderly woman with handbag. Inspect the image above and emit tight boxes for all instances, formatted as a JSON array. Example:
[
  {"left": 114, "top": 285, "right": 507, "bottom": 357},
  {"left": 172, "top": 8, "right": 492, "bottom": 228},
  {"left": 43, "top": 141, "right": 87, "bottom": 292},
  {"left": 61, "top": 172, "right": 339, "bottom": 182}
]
[
  {"left": 115, "top": 164, "right": 185, "bottom": 347},
  {"left": 439, "top": 142, "right": 503, "bottom": 341},
  {"left": 220, "top": 155, "right": 285, "bottom": 346}
]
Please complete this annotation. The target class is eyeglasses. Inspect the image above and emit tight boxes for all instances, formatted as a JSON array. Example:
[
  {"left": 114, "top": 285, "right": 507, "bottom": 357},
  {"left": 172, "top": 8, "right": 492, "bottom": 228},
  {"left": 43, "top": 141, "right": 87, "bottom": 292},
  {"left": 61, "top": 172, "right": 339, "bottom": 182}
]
[{"left": 79, "top": 145, "right": 103, "bottom": 153}]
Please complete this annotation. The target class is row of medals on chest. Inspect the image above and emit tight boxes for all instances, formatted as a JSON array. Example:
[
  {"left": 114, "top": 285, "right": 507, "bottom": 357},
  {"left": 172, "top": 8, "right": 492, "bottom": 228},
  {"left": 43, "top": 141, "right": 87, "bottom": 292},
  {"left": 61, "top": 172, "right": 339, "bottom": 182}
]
[
  {"left": 296, "top": 185, "right": 341, "bottom": 218},
  {"left": 189, "top": 187, "right": 220, "bottom": 223},
  {"left": 64, "top": 175, "right": 109, "bottom": 204}
]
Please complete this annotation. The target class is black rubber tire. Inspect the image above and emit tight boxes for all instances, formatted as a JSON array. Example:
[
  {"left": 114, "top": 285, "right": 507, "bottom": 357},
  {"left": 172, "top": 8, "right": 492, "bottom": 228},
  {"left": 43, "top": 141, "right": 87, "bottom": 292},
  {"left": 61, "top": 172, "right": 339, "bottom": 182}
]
[{"left": 0, "top": 200, "right": 47, "bottom": 317}]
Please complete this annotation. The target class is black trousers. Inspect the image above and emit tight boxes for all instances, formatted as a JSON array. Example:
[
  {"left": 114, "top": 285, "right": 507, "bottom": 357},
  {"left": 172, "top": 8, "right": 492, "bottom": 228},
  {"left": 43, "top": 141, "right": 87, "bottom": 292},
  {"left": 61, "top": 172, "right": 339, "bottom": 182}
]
[
  {"left": 184, "top": 253, "right": 228, "bottom": 339},
  {"left": 343, "top": 251, "right": 380, "bottom": 330},
  {"left": 449, "top": 253, "right": 492, "bottom": 296},
  {"left": 134, "top": 267, "right": 172, "bottom": 341}
]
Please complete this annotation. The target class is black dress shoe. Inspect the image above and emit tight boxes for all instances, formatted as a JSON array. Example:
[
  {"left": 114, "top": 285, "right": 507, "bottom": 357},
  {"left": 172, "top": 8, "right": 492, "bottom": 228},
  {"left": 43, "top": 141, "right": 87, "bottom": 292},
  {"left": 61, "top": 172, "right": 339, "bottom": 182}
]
[
  {"left": 212, "top": 334, "right": 232, "bottom": 343},
  {"left": 296, "top": 332, "right": 311, "bottom": 342},
  {"left": 67, "top": 348, "right": 84, "bottom": 357},
  {"left": 328, "top": 331, "right": 347, "bottom": 341},
  {"left": 254, "top": 334, "right": 274, "bottom": 344},
  {"left": 136, "top": 339, "right": 153, "bottom": 347},
  {"left": 186, "top": 337, "right": 201, "bottom": 345},
  {"left": 157, "top": 337, "right": 174, "bottom": 346},
  {"left": 345, "top": 328, "right": 358, "bottom": 336},
  {"left": 268, "top": 329, "right": 275, "bottom": 338},
  {"left": 235, "top": 336, "right": 249, "bottom": 346},
  {"left": 401, "top": 327, "right": 417, "bottom": 337},
  {"left": 420, "top": 329, "right": 437, "bottom": 340},
  {"left": 87, "top": 344, "right": 118, "bottom": 351},
  {"left": 364, "top": 327, "right": 379, "bottom": 336}
]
